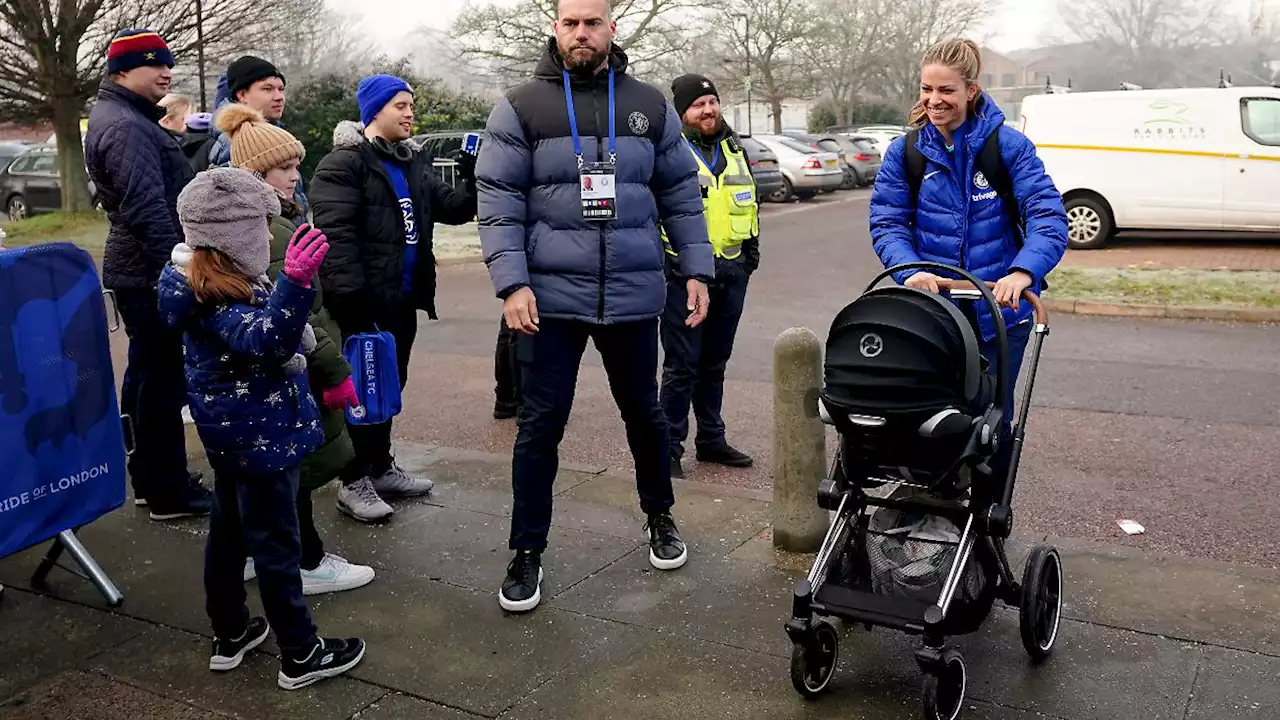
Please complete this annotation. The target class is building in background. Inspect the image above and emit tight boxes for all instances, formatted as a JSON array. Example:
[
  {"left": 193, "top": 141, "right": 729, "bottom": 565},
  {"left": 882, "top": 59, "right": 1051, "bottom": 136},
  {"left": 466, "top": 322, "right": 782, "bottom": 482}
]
[{"left": 719, "top": 99, "right": 812, "bottom": 135}]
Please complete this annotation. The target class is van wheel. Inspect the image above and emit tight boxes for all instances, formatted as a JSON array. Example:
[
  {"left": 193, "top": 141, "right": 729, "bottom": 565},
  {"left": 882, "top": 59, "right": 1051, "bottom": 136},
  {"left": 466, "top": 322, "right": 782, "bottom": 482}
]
[{"left": 1064, "top": 196, "right": 1113, "bottom": 250}]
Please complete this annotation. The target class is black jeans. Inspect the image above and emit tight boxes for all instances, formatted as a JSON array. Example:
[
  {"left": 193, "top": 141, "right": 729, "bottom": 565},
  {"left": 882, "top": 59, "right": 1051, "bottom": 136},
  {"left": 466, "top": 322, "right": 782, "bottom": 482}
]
[
  {"left": 297, "top": 486, "right": 325, "bottom": 571},
  {"left": 659, "top": 265, "right": 749, "bottom": 458},
  {"left": 205, "top": 463, "right": 318, "bottom": 654},
  {"left": 510, "top": 318, "right": 674, "bottom": 550},
  {"left": 494, "top": 318, "right": 522, "bottom": 408},
  {"left": 116, "top": 288, "right": 192, "bottom": 502},
  {"left": 339, "top": 306, "right": 417, "bottom": 485}
]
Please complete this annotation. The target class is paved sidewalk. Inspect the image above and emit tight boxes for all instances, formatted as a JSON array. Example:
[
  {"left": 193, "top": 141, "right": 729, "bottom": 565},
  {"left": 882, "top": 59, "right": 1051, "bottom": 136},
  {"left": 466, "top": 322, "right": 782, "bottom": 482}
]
[
  {"left": 3, "top": 442, "right": 1279, "bottom": 720},
  {"left": 1060, "top": 236, "right": 1280, "bottom": 271}
]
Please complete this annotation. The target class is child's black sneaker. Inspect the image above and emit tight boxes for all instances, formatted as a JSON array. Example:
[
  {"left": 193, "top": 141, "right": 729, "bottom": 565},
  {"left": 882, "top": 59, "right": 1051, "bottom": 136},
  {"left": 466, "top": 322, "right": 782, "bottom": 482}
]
[
  {"left": 209, "top": 616, "right": 270, "bottom": 671},
  {"left": 277, "top": 637, "right": 366, "bottom": 691}
]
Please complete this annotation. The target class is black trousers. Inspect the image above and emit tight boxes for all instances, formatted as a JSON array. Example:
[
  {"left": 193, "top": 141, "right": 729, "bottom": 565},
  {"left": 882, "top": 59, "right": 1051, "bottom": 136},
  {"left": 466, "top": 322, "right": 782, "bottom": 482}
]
[
  {"left": 116, "top": 288, "right": 192, "bottom": 502},
  {"left": 510, "top": 318, "right": 674, "bottom": 550},
  {"left": 297, "top": 486, "right": 325, "bottom": 570},
  {"left": 339, "top": 306, "right": 417, "bottom": 485},
  {"left": 205, "top": 463, "right": 317, "bottom": 653},
  {"left": 659, "top": 264, "right": 750, "bottom": 458}
]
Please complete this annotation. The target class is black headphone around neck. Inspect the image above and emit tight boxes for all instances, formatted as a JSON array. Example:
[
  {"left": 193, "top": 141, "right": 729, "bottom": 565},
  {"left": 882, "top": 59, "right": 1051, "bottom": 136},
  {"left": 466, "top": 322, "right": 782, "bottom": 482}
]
[{"left": 371, "top": 136, "right": 414, "bottom": 162}]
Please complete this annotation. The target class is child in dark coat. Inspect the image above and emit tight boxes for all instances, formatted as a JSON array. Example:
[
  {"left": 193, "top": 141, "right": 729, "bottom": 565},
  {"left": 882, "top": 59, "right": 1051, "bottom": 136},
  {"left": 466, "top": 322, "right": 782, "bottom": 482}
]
[{"left": 159, "top": 166, "right": 365, "bottom": 690}]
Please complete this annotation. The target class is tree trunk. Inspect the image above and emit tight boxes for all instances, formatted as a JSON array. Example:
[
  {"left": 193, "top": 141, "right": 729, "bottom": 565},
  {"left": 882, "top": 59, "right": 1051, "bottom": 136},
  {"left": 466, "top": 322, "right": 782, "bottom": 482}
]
[
  {"left": 51, "top": 96, "right": 94, "bottom": 212},
  {"left": 771, "top": 97, "right": 784, "bottom": 133}
]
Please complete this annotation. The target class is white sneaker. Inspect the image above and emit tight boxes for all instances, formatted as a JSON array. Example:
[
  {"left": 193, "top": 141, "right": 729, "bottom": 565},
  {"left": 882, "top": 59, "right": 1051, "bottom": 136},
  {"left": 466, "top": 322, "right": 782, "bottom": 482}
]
[
  {"left": 337, "top": 478, "right": 394, "bottom": 523},
  {"left": 301, "top": 553, "right": 375, "bottom": 595},
  {"left": 244, "top": 558, "right": 256, "bottom": 582},
  {"left": 371, "top": 462, "right": 434, "bottom": 498}
]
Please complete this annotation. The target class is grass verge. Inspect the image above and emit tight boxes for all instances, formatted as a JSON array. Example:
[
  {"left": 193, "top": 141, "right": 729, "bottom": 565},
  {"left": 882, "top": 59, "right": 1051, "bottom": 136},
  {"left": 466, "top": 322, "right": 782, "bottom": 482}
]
[
  {"left": 2, "top": 211, "right": 109, "bottom": 252},
  {"left": 1046, "top": 267, "right": 1280, "bottom": 308}
]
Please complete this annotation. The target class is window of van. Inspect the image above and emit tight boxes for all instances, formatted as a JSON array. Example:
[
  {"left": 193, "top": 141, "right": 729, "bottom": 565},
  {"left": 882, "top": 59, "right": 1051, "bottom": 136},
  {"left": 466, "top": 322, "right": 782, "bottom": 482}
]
[{"left": 1241, "top": 98, "right": 1280, "bottom": 146}]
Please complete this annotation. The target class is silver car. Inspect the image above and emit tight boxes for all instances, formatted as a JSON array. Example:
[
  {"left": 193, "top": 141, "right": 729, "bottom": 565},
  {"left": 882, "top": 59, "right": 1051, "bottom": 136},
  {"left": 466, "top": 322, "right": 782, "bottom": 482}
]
[{"left": 751, "top": 134, "right": 844, "bottom": 201}]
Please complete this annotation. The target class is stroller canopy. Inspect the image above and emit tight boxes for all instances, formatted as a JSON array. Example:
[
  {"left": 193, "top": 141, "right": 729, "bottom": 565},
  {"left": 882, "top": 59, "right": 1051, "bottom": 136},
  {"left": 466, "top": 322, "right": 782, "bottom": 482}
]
[{"left": 823, "top": 287, "right": 983, "bottom": 414}]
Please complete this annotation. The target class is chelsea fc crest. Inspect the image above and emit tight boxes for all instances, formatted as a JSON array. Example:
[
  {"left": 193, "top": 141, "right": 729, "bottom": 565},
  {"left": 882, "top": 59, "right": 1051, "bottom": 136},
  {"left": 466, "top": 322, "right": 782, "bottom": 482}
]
[
  {"left": 628, "top": 111, "right": 650, "bottom": 135},
  {"left": 973, "top": 171, "right": 990, "bottom": 190}
]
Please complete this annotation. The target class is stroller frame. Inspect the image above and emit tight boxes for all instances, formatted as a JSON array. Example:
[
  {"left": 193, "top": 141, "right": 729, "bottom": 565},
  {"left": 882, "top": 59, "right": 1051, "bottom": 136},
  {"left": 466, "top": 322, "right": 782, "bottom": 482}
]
[{"left": 784, "top": 262, "right": 1064, "bottom": 720}]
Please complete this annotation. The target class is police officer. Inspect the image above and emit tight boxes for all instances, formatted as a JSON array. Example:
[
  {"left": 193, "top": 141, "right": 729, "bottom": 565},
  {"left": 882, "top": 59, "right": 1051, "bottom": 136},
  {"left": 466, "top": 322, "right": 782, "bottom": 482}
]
[{"left": 660, "top": 74, "right": 760, "bottom": 479}]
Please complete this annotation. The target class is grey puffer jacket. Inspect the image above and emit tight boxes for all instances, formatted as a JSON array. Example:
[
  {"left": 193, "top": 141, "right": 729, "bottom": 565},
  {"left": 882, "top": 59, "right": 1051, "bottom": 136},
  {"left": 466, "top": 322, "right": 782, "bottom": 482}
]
[{"left": 476, "top": 39, "right": 712, "bottom": 324}]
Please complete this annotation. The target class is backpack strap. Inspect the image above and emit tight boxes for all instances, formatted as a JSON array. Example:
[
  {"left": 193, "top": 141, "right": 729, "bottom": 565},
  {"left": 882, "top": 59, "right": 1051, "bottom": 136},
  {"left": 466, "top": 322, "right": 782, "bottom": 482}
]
[
  {"left": 976, "top": 128, "right": 1024, "bottom": 249},
  {"left": 903, "top": 128, "right": 926, "bottom": 210}
]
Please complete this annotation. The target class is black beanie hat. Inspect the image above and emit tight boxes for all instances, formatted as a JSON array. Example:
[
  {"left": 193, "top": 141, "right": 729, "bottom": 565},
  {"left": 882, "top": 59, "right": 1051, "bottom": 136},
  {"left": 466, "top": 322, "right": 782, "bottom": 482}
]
[
  {"left": 226, "top": 55, "right": 284, "bottom": 99},
  {"left": 671, "top": 74, "right": 719, "bottom": 117}
]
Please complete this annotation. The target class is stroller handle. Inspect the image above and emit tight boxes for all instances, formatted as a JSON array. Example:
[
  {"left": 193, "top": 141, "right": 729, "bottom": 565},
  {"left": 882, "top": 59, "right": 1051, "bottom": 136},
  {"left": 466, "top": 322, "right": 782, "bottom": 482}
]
[{"left": 936, "top": 280, "right": 1049, "bottom": 327}]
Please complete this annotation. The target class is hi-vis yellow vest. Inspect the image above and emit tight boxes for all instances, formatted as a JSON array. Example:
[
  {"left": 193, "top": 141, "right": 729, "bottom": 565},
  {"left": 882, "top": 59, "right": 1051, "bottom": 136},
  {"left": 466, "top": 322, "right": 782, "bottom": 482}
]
[{"left": 663, "top": 137, "right": 759, "bottom": 260}]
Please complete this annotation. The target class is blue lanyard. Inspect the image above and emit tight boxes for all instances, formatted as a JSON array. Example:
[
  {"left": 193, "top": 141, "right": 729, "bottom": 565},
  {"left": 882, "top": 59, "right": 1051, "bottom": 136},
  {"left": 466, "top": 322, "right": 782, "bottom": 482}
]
[
  {"left": 685, "top": 137, "right": 720, "bottom": 171},
  {"left": 563, "top": 68, "right": 616, "bottom": 169}
]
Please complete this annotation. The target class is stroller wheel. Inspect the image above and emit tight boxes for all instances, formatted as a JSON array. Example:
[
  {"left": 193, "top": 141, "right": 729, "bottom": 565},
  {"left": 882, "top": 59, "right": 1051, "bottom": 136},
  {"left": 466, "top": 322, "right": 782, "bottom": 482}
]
[
  {"left": 789, "top": 620, "right": 839, "bottom": 698},
  {"left": 1019, "top": 545, "right": 1064, "bottom": 663},
  {"left": 921, "top": 648, "right": 966, "bottom": 720}
]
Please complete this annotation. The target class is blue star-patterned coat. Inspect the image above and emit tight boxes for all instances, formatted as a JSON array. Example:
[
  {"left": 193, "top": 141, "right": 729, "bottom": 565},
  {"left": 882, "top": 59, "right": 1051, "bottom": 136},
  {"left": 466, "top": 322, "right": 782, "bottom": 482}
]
[{"left": 158, "top": 264, "right": 323, "bottom": 475}]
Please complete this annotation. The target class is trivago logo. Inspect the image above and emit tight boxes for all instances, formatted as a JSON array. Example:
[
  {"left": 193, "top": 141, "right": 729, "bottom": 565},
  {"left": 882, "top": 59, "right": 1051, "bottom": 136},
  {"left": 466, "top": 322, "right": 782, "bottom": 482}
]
[{"left": 363, "top": 339, "right": 378, "bottom": 399}]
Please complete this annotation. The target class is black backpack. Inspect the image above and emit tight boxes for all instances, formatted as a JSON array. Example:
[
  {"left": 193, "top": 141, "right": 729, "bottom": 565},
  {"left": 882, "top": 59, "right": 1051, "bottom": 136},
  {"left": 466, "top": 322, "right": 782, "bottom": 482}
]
[{"left": 902, "top": 127, "right": 1024, "bottom": 248}]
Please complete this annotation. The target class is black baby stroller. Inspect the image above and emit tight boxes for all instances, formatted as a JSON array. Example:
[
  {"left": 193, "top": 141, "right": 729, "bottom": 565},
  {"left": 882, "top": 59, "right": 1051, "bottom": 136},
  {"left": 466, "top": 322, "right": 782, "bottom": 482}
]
[{"left": 783, "top": 262, "right": 1063, "bottom": 720}]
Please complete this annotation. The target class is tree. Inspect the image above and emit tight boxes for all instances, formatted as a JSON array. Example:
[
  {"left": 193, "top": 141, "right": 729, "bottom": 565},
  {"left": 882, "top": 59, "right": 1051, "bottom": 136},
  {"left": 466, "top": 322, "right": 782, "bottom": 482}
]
[
  {"left": 872, "top": 0, "right": 994, "bottom": 110},
  {"left": 0, "top": 0, "right": 311, "bottom": 211},
  {"left": 252, "top": 0, "right": 375, "bottom": 85},
  {"left": 805, "top": 0, "right": 896, "bottom": 127},
  {"left": 451, "top": 0, "right": 695, "bottom": 84},
  {"left": 1056, "top": 0, "right": 1237, "bottom": 87},
  {"left": 707, "top": 0, "right": 817, "bottom": 133}
]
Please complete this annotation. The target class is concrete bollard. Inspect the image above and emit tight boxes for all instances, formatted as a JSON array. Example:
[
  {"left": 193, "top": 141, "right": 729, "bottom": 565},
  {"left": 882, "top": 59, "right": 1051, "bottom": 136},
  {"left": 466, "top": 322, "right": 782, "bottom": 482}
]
[{"left": 772, "top": 327, "right": 829, "bottom": 552}]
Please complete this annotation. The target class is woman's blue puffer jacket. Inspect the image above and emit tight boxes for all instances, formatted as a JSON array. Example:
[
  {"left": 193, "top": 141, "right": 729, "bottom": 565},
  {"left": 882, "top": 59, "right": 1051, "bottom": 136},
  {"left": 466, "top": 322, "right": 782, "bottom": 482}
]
[{"left": 869, "top": 94, "right": 1068, "bottom": 341}]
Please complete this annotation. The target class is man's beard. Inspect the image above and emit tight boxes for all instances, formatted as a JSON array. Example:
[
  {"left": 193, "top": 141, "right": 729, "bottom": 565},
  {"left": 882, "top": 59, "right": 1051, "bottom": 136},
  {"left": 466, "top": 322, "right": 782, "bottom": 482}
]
[{"left": 561, "top": 43, "right": 609, "bottom": 74}]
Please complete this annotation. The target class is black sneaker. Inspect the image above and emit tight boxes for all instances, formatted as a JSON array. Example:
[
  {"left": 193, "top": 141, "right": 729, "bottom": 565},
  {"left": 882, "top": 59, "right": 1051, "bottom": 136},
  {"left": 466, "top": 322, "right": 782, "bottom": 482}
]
[
  {"left": 645, "top": 513, "right": 688, "bottom": 570},
  {"left": 149, "top": 478, "right": 213, "bottom": 521},
  {"left": 209, "top": 616, "right": 270, "bottom": 671},
  {"left": 669, "top": 455, "right": 684, "bottom": 479},
  {"left": 277, "top": 637, "right": 367, "bottom": 691},
  {"left": 499, "top": 550, "right": 543, "bottom": 613},
  {"left": 696, "top": 444, "right": 754, "bottom": 468},
  {"left": 136, "top": 471, "right": 204, "bottom": 507}
]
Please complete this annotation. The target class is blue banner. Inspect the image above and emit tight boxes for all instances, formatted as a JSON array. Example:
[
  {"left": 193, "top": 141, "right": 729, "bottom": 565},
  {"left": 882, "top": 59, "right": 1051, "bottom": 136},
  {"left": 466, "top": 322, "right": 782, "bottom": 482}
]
[{"left": 0, "top": 242, "right": 126, "bottom": 558}]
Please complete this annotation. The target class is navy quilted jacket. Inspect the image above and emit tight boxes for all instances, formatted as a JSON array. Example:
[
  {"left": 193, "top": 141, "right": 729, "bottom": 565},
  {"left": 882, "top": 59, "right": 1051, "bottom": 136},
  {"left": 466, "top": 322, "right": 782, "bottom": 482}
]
[
  {"left": 869, "top": 95, "right": 1067, "bottom": 341},
  {"left": 476, "top": 40, "right": 713, "bottom": 324},
  {"left": 85, "top": 81, "right": 195, "bottom": 290},
  {"left": 158, "top": 264, "right": 323, "bottom": 474}
]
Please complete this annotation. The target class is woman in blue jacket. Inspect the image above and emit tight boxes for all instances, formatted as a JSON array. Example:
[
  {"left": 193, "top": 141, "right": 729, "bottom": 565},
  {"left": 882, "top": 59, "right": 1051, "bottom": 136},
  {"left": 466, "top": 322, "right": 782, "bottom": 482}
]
[{"left": 869, "top": 38, "right": 1068, "bottom": 486}]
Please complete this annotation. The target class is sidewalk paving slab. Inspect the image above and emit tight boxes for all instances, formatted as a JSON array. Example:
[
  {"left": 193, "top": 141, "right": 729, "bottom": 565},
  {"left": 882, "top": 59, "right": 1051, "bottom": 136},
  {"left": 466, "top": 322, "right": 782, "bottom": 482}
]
[
  {"left": 1, "top": 670, "right": 224, "bottom": 720},
  {"left": 94, "top": 626, "right": 384, "bottom": 720},
  {"left": 1185, "top": 647, "right": 1280, "bottom": 719},
  {"left": 0, "top": 589, "right": 148, "bottom": 701},
  {"left": 351, "top": 693, "right": 484, "bottom": 719}
]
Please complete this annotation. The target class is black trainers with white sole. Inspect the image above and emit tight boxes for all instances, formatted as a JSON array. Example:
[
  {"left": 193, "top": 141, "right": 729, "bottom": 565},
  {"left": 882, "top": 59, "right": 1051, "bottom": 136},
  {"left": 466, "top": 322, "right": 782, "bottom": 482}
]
[
  {"left": 499, "top": 550, "right": 543, "bottom": 613},
  {"left": 277, "top": 637, "right": 366, "bottom": 691},
  {"left": 209, "top": 616, "right": 270, "bottom": 671},
  {"left": 646, "top": 513, "right": 688, "bottom": 570}
]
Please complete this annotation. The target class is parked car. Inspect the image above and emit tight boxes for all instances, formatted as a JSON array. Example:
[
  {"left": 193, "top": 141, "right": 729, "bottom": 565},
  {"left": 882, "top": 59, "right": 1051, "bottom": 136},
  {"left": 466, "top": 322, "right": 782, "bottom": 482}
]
[
  {"left": 783, "top": 130, "right": 882, "bottom": 187},
  {"left": 1, "top": 144, "right": 96, "bottom": 220},
  {"left": 750, "top": 134, "right": 844, "bottom": 201},
  {"left": 737, "top": 134, "right": 787, "bottom": 202},
  {"left": 0, "top": 141, "right": 29, "bottom": 171},
  {"left": 781, "top": 130, "right": 856, "bottom": 190},
  {"left": 850, "top": 125, "right": 908, "bottom": 156}
]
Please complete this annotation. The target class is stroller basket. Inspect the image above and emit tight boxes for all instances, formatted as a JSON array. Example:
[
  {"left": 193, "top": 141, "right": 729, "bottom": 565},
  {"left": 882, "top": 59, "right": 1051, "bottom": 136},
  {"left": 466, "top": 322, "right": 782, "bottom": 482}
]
[{"left": 863, "top": 524, "right": 987, "bottom": 610}]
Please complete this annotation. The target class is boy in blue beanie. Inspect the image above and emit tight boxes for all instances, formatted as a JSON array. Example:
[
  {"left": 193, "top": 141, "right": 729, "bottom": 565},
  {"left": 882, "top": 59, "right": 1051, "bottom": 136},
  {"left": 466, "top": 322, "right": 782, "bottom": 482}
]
[{"left": 309, "top": 74, "right": 479, "bottom": 523}]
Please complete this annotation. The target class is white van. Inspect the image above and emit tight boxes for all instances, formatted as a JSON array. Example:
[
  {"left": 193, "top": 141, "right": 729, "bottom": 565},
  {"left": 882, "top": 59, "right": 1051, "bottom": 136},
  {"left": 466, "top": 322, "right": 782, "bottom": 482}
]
[{"left": 1019, "top": 86, "right": 1280, "bottom": 248}]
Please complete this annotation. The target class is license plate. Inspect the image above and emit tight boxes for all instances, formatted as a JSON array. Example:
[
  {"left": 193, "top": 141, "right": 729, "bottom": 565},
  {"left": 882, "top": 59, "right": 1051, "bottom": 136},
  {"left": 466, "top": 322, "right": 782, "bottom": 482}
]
[{"left": 823, "top": 159, "right": 837, "bottom": 168}]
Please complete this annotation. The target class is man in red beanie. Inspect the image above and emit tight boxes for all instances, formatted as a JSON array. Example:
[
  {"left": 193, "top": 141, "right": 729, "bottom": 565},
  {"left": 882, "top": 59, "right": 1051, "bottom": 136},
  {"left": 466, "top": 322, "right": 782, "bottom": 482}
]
[{"left": 85, "top": 28, "right": 212, "bottom": 521}]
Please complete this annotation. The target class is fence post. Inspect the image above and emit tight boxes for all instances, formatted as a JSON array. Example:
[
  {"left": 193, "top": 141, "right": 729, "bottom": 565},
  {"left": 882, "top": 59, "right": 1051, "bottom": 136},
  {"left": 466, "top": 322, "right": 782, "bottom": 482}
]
[{"left": 772, "top": 327, "right": 829, "bottom": 552}]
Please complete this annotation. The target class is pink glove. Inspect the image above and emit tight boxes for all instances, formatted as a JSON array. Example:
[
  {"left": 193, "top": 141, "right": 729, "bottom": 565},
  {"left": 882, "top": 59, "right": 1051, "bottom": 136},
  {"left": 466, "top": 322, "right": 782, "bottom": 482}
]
[
  {"left": 321, "top": 376, "right": 359, "bottom": 411},
  {"left": 283, "top": 224, "right": 329, "bottom": 287}
]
